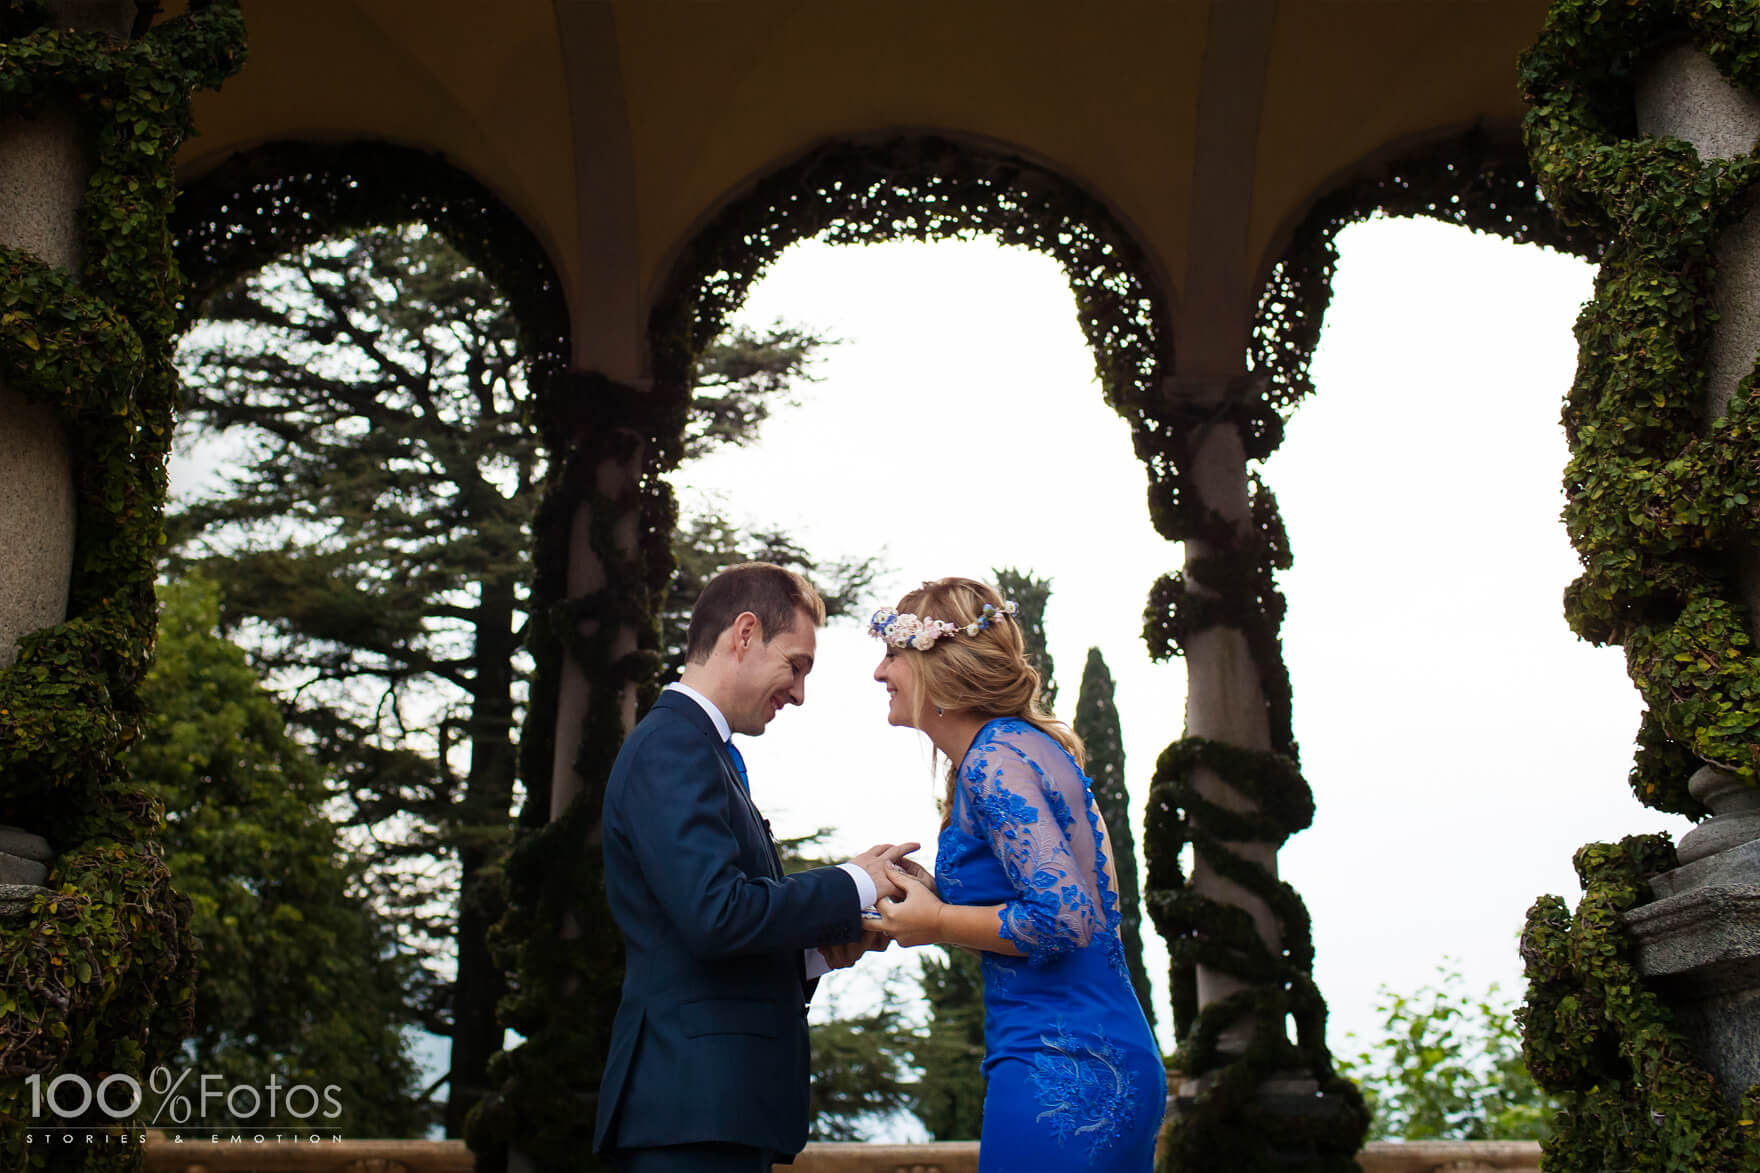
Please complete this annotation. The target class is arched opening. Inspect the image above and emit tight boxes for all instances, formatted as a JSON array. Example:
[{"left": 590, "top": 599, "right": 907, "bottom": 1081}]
[
  {"left": 667, "top": 233, "right": 1187, "bottom": 1141},
  {"left": 163, "top": 141, "right": 571, "bottom": 1138}
]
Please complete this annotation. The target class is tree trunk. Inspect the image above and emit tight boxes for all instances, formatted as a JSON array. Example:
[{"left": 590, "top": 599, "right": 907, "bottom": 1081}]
[{"left": 446, "top": 572, "right": 519, "bottom": 1136}]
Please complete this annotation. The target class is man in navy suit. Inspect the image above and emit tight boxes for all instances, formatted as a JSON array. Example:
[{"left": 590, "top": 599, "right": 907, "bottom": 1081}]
[{"left": 594, "top": 563, "right": 913, "bottom": 1172}]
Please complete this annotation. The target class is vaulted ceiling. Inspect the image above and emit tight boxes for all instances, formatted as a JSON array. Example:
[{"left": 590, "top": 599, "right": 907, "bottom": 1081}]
[{"left": 177, "top": 0, "right": 1552, "bottom": 379}]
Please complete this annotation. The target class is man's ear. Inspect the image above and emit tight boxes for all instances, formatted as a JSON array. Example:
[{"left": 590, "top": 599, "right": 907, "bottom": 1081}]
[{"left": 729, "top": 611, "right": 761, "bottom": 656}]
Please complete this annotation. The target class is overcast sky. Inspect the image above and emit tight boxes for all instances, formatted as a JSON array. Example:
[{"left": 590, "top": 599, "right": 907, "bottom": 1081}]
[{"left": 673, "top": 218, "right": 1696, "bottom": 1104}]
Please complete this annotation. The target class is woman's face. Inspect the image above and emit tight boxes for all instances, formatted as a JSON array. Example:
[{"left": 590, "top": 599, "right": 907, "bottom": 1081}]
[{"left": 872, "top": 645, "right": 921, "bottom": 728}]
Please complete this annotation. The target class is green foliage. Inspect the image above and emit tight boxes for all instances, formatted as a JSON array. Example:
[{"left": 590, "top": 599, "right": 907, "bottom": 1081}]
[
  {"left": 807, "top": 986, "right": 918, "bottom": 1142},
  {"left": 1520, "top": 836, "right": 1760, "bottom": 1169},
  {"left": 1073, "top": 648, "right": 1155, "bottom": 1031},
  {"left": 171, "top": 222, "right": 536, "bottom": 1134},
  {"left": 137, "top": 577, "right": 424, "bottom": 1135},
  {"left": 906, "top": 948, "right": 989, "bottom": 1140},
  {"left": 0, "top": 5, "right": 245, "bottom": 1169},
  {"left": 1337, "top": 964, "right": 1554, "bottom": 1141},
  {"left": 991, "top": 568, "right": 1056, "bottom": 708},
  {"left": 1511, "top": 5, "right": 1760, "bottom": 1166},
  {"left": 1521, "top": 0, "right": 1760, "bottom": 812},
  {"left": 686, "top": 321, "right": 835, "bottom": 462}
]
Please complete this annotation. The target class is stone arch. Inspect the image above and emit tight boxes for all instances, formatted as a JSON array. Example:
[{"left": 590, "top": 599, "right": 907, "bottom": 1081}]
[
  {"left": 172, "top": 139, "right": 572, "bottom": 387},
  {"left": 168, "top": 138, "right": 575, "bottom": 1137},
  {"left": 1247, "top": 126, "right": 1603, "bottom": 413},
  {"left": 643, "top": 131, "right": 1176, "bottom": 473}
]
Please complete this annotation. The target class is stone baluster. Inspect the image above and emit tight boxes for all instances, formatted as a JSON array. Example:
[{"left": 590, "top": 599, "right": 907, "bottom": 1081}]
[{"left": 1624, "top": 43, "right": 1760, "bottom": 1107}]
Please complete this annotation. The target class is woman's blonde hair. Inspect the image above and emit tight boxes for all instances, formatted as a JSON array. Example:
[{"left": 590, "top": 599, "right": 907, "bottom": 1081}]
[{"left": 889, "top": 577, "right": 1084, "bottom": 825}]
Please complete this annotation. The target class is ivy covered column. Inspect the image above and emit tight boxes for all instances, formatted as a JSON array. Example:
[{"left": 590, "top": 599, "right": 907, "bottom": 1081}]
[
  {"left": 1162, "top": 376, "right": 1280, "bottom": 1046},
  {"left": 0, "top": 0, "right": 99, "bottom": 668},
  {"left": 1621, "top": 34, "right": 1760, "bottom": 1107},
  {"left": 473, "top": 377, "right": 673, "bottom": 1173},
  {"left": 1141, "top": 372, "right": 1365, "bottom": 1172},
  {"left": 0, "top": 2, "right": 245, "bottom": 1168},
  {"left": 1518, "top": 3, "right": 1760, "bottom": 1168}
]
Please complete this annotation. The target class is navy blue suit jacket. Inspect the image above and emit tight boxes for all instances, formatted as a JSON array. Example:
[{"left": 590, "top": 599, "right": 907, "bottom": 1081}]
[{"left": 593, "top": 690, "right": 863, "bottom": 1159}]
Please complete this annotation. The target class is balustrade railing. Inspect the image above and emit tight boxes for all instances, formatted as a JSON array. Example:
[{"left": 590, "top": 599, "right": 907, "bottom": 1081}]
[{"left": 137, "top": 1137, "right": 1543, "bottom": 1173}]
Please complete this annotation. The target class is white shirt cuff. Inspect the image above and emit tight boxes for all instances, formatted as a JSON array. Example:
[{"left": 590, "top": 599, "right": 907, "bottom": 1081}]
[
  {"left": 837, "top": 861, "right": 877, "bottom": 910},
  {"left": 803, "top": 948, "right": 830, "bottom": 980}
]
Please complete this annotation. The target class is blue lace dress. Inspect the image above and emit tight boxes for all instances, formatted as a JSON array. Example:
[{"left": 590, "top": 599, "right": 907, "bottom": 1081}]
[{"left": 935, "top": 718, "right": 1166, "bottom": 1172}]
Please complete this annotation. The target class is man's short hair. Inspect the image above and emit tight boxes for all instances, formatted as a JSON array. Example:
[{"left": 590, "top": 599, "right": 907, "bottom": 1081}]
[{"left": 684, "top": 563, "right": 827, "bottom": 664}]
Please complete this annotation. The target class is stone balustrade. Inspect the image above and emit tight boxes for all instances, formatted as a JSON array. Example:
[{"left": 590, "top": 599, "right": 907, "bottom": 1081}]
[{"left": 136, "top": 1137, "right": 1542, "bottom": 1173}]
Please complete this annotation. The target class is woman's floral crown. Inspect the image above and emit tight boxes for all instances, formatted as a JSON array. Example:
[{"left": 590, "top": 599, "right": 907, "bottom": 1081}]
[{"left": 868, "top": 600, "right": 1019, "bottom": 651}]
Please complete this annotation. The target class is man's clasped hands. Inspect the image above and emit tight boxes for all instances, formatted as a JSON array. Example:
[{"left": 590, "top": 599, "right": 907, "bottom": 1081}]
[{"left": 817, "top": 840, "right": 944, "bottom": 969}]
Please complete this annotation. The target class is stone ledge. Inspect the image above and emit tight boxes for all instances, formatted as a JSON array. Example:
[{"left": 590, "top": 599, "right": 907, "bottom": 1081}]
[
  {"left": 0, "top": 823, "right": 53, "bottom": 860},
  {"left": 1626, "top": 884, "right": 1760, "bottom": 994},
  {"left": 131, "top": 1138, "right": 1543, "bottom": 1173},
  {"left": 0, "top": 882, "right": 49, "bottom": 917},
  {"left": 1651, "top": 837, "right": 1760, "bottom": 900},
  {"left": 0, "top": 850, "right": 48, "bottom": 886}
]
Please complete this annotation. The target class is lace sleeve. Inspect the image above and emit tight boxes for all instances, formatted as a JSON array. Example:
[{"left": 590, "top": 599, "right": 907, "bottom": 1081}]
[{"left": 961, "top": 734, "right": 1106, "bottom": 966}]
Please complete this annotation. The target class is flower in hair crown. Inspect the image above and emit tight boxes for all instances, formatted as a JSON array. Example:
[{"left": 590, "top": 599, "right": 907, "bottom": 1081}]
[{"left": 868, "top": 600, "right": 1019, "bottom": 651}]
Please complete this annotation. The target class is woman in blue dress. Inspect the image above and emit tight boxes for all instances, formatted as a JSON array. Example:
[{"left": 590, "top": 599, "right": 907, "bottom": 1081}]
[{"left": 869, "top": 577, "right": 1166, "bottom": 1172}]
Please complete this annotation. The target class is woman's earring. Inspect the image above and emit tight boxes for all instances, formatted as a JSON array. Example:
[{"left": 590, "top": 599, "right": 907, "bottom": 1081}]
[{"left": 936, "top": 706, "right": 944, "bottom": 717}]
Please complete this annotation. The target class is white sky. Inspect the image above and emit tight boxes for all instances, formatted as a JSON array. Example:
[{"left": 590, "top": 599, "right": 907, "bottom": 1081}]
[{"left": 673, "top": 218, "right": 1696, "bottom": 1082}]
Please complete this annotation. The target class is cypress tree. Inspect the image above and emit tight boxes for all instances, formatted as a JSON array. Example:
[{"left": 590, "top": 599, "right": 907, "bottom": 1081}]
[
  {"left": 991, "top": 567, "right": 1055, "bottom": 708},
  {"left": 1073, "top": 647, "right": 1156, "bottom": 1029}
]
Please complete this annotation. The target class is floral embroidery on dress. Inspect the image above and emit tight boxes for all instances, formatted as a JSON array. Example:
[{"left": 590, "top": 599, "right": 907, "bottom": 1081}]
[
  {"left": 983, "top": 951, "right": 1021, "bottom": 994},
  {"left": 934, "top": 824, "right": 967, "bottom": 895},
  {"left": 960, "top": 722, "right": 1114, "bottom": 966},
  {"left": 1028, "top": 1021, "right": 1139, "bottom": 1162}
]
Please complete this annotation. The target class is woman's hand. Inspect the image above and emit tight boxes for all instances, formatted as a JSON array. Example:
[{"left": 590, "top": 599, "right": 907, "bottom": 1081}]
[
  {"left": 874, "top": 861, "right": 944, "bottom": 948},
  {"left": 888, "top": 854, "right": 938, "bottom": 897}
]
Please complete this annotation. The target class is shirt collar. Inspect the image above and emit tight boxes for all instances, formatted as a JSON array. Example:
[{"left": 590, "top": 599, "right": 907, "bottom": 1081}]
[{"left": 665, "top": 680, "right": 731, "bottom": 742}]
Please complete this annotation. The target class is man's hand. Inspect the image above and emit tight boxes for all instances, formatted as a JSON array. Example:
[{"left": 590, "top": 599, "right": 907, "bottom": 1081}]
[
  {"left": 874, "top": 861, "right": 944, "bottom": 948},
  {"left": 850, "top": 841, "right": 921, "bottom": 901},
  {"left": 821, "top": 928, "right": 892, "bottom": 971}
]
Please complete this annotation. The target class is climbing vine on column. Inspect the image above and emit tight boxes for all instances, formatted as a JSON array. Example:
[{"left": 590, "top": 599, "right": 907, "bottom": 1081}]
[
  {"left": 1516, "top": 2, "right": 1760, "bottom": 1166},
  {"left": 0, "top": 2, "right": 245, "bottom": 1168},
  {"left": 1139, "top": 132, "right": 1590, "bottom": 1169}
]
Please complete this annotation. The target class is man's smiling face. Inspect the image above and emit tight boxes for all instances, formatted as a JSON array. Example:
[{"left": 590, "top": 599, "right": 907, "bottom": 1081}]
[{"left": 728, "top": 605, "right": 816, "bottom": 736}]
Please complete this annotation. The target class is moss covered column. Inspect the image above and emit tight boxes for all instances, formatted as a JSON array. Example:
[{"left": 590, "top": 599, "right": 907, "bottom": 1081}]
[
  {"left": 1517, "top": 4, "right": 1760, "bottom": 1166},
  {"left": 474, "top": 375, "right": 671, "bottom": 1173},
  {"left": 1620, "top": 38, "right": 1760, "bottom": 1110},
  {"left": 1142, "top": 372, "right": 1365, "bottom": 1172},
  {"left": 0, "top": 3, "right": 246, "bottom": 1167},
  {"left": 0, "top": 0, "right": 130, "bottom": 669},
  {"left": 1169, "top": 376, "right": 1282, "bottom": 1052}
]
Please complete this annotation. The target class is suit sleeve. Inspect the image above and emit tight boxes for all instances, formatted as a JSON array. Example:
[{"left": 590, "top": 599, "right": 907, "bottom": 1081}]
[{"left": 618, "top": 720, "right": 861, "bottom": 958}]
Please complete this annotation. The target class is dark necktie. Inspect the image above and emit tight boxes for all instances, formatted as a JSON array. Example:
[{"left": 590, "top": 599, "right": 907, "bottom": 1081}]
[{"left": 726, "top": 739, "right": 750, "bottom": 793}]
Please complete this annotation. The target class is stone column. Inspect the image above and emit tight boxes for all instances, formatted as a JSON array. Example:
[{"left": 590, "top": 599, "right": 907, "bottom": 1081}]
[
  {"left": 1161, "top": 373, "right": 1358, "bottom": 1143},
  {"left": 0, "top": 2, "right": 133, "bottom": 668},
  {"left": 547, "top": 447, "right": 644, "bottom": 821},
  {"left": 0, "top": 109, "right": 84, "bottom": 668},
  {"left": 0, "top": 2, "right": 133, "bottom": 923},
  {"left": 1624, "top": 44, "right": 1760, "bottom": 1107},
  {"left": 1170, "top": 375, "right": 1282, "bottom": 1058}
]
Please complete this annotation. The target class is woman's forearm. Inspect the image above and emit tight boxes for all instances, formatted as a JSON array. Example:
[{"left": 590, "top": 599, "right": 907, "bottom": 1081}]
[{"left": 935, "top": 902, "right": 1025, "bottom": 956}]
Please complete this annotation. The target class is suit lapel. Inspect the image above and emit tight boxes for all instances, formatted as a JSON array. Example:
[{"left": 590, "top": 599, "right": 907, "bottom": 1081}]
[
  {"left": 651, "top": 692, "right": 783, "bottom": 880},
  {"left": 652, "top": 691, "right": 806, "bottom": 994}
]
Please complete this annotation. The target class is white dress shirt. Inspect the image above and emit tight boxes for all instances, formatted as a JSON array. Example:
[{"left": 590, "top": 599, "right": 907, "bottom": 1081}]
[{"left": 662, "top": 682, "right": 876, "bottom": 979}]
